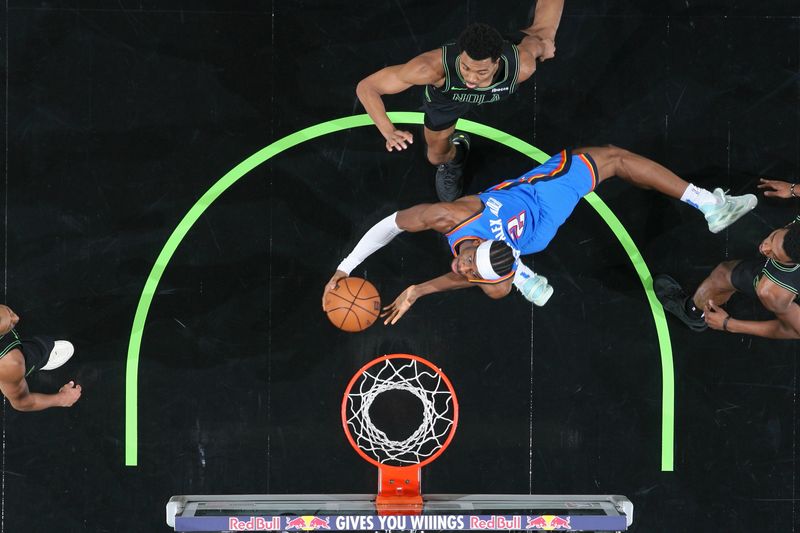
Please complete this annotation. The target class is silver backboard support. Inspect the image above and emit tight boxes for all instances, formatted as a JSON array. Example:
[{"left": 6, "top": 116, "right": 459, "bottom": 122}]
[{"left": 166, "top": 493, "right": 633, "bottom": 532}]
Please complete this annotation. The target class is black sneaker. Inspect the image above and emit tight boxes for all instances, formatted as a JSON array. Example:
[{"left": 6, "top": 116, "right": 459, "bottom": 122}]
[
  {"left": 434, "top": 132, "right": 471, "bottom": 202},
  {"left": 653, "top": 274, "right": 707, "bottom": 332}
]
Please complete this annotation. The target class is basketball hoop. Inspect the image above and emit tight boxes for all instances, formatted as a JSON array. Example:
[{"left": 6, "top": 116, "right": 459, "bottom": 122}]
[{"left": 341, "top": 354, "right": 459, "bottom": 514}]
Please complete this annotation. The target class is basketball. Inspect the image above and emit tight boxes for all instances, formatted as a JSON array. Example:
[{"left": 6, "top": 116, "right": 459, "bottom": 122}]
[{"left": 324, "top": 277, "right": 381, "bottom": 332}]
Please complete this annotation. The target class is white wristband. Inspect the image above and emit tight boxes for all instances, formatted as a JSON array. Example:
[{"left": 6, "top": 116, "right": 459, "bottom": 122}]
[
  {"left": 512, "top": 261, "right": 536, "bottom": 289},
  {"left": 337, "top": 212, "right": 404, "bottom": 274}
]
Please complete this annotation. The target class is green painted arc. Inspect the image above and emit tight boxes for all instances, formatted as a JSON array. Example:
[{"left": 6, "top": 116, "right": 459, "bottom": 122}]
[{"left": 124, "top": 112, "right": 674, "bottom": 471}]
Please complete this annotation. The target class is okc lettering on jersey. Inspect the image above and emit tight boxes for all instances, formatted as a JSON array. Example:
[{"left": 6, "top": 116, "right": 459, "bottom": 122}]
[{"left": 451, "top": 93, "right": 501, "bottom": 104}]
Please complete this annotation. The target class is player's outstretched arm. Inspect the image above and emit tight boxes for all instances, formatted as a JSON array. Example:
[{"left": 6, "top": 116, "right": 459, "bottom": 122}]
[
  {"left": 323, "top": 202, "right": 464, "bottom": 311},
  {"left": 356, "top": 50, "right": 443, "bottom": 152},
  {"left": 0, "top": 373, "right": 81, "bottom": 412},
  {"left": 517, "top": 0, "right": 564, "bottom": 81},
  {"left": 381, "top": 273, "right": 474, "bottom": 325}
]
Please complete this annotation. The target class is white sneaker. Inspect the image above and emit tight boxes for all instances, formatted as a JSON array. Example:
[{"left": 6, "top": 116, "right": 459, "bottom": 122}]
[
  {"left": 700, "top": 188, "right": 757, "bottom": 233},
  {"left": 41, "top": 340, "right": 75, "bottom": 371}
]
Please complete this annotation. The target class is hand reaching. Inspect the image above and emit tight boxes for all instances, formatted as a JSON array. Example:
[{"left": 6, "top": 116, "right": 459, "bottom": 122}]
[
  {"left": 380, "top": 285, "right": 418, "bottom": 325},
  {"left": 384, "top": 129, "right": 414, "bottom": 152},
  {"left": 758, "top": 178, "right": 795, "bottom": 199}
]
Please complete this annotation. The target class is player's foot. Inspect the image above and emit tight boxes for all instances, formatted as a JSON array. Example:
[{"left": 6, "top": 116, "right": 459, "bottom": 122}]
[
  {"left": 516, "top": 271, "right": 553, "bottom": 306},
  {"left": 653, "top": 274, "right": 707, "bottom": 332},
  {"left": 434, "top": 132, "right": 470, "bottom": 202},
  {"left": 41, "top": 340, "right": 75, "bottom": 370},
  {"left": 700, "top": 189, "right": 757, "bottom": 233}
]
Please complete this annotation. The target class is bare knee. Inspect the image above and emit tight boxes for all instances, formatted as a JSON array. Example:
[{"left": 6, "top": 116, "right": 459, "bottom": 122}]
[
  {"left": 606, "top": 145, "right": 635, "bottom": 175},
  {"left": 710, "top": 261, "right": 738, "bottom": 287},
  {"left": 576, "top": 145, "right": 634, "bottom": 181},
  {"left": 695, "top": 260, "right": 738, "bottom": 306}
]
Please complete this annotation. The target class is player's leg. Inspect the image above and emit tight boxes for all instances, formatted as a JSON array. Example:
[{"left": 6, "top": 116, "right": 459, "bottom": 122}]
[
  {"left": 575, "top": 145, "right": 688, "bottom": 196},
  {"left": 654, "top": 260, "right": 743, "bottom": 332},
  {"left": 422, "top": 98, "right": 471, "bottom": 202},
  {"left": 424, "top": 125, "right": 456, "bottom": 166},
  {"left": 574, "top": 145, "right": 756, "bottom": 233},
  {"left": 693, "top": 260, "right": 745, "bottom": 308},
  {"left": 426, "top": 124, "right": 472, "bottom": 202}
]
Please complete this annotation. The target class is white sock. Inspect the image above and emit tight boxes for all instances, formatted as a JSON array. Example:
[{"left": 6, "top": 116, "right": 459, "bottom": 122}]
[{"left": 680, "top": 184, "right": 721, "bottom": 209}]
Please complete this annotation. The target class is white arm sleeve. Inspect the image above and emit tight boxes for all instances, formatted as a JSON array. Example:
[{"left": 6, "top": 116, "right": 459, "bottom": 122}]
[{"left": 337, "top": 212, "right": 404, "bottom": 275}]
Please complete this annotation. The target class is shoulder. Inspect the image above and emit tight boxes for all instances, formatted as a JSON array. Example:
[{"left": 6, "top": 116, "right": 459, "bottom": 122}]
[
  {"left": 400, "top": 49, "right": 446, "bottom": 84},
  {"left": 426, "top": 196, "right": 483, "bottom": 233},
  {"left": 0, "top": 348, "right": 25, "bottom": 382},
  {"left": 442, "top": 196, "right": 484, "bottom": 229},
  {"left": 479, "top": 278, "right": 514, "bottom": 299},
  {"left": 756, "top": 275, "right": 797, "bottom": 312},
  {"left": 514, "top": 42, "right": 537, "bottom": 83}
]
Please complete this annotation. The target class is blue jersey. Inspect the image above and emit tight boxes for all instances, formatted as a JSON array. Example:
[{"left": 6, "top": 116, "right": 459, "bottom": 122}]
[{"left": 445, "top": 150, "right": 598, "bottom": 279}]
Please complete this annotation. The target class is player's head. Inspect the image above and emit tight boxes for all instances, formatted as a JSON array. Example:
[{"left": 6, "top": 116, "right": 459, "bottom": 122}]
[
  {"left": 0, "top": 305, "right": 19, "bottom": 335},
  {"left": 453, "top": 239, "right": 515, "bottom": 282},
  {"left": 457, "top": 23, "right": 503, "bottom": 88},
  {"left": 759, "top": 223, "right": 800, "bottom": 264}
]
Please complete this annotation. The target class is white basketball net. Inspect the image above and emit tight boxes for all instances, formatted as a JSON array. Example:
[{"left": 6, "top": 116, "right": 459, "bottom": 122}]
[{"left": 345, "top": 357, "right": 456, "bottom": 466}]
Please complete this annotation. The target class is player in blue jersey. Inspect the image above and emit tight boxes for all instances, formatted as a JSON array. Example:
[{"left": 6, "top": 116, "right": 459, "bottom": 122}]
[
  {"left": 356, "top": 0, "right": 564, "bottom": 202},
  {"left": 655, "top": 178, "right": 800, "bottom": 338},
  {"left": 323, "top": 146, "right": 758, "bottom": 324}
]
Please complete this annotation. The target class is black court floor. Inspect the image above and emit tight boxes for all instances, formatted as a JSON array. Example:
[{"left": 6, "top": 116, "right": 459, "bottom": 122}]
[{"left": 1, "top": 1, "right": 798, "bottom": 532}]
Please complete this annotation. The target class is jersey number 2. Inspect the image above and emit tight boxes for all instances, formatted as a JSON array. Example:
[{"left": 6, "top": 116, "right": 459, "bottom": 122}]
[{"left": 507, "top": 212, "right": 526, "bottom": 240}]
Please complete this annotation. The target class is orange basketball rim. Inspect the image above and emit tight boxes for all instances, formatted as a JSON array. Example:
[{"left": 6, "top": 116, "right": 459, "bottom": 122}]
[{"left": 341, "top": 354, "right": 459, "bottom": 514}]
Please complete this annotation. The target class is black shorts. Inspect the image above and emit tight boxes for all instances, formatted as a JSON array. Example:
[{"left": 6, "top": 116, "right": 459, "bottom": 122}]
[
  {"left": 420, "top": 92, "right": 471, "bottom": 131},
  {"left": 20, "top": 335, "right": 55, "bottom": 376},
  {"left": 730, "top": 258, "right": 800, "bottom": 300}
]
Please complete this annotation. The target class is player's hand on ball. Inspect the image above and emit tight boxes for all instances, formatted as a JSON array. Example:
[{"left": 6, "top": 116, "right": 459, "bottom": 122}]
[
  {"left": 322, "top": 270, "right": 348, "bottom": 310},
  {"left": 381, "top": 285, "right": 418, "bottom": 325}
]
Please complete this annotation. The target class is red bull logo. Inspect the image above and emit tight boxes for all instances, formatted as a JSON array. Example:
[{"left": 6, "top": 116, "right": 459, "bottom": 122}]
[
  {"left": 526, "top": 515, "right": 571, "bottom": 530},
  {"left": 284, "top": 515, "right": 331, "bottom": 530},
  {"left": 227, "top": 516, "right": 281, "bottom": 531}
]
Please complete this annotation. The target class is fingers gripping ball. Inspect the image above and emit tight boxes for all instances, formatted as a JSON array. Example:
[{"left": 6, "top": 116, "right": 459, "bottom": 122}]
[{"left": 325, "top": 277, "right": 381, "bottom": 332}]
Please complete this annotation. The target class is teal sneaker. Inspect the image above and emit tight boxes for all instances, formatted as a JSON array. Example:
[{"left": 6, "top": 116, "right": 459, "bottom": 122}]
[
  {"left": 700, "top": 188, "right": 757, "bottom": 233},
  {"left": 516, "top": 271, "right": 554, "bottom": 306}
]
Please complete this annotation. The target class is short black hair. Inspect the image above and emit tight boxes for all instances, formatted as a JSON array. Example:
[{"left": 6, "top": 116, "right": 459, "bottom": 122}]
[
  {"left": 783, "top": 223, "right": 800, "bottom": 263},
  {"left": 457, "top": 23, "right": 503, "bottom": 62},
  {"left": 489, "top": 240, "right": 515, "bottom": 277}
]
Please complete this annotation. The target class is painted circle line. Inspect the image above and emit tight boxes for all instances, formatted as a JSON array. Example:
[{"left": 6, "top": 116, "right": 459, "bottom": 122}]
[{"left": 124, "top": 112, "right": 674, "bottom": 471}]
